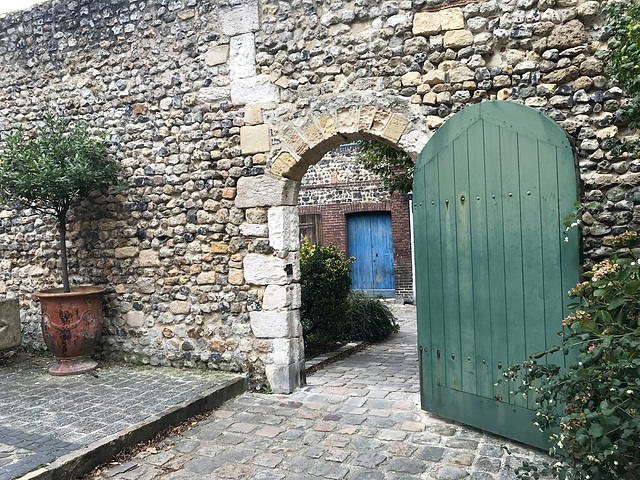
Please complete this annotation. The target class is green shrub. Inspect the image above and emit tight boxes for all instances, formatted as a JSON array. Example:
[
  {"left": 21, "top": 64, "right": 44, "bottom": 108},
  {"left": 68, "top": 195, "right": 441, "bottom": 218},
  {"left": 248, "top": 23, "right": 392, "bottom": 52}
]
[
  {"left": 505, "top": 231, "right": 640, "bottom": 480},
  {"left": 299, "top": 239, "right": 354, "bottom": 345},
  {"left": 344, "top": 291, "right": 399, "bottom": 342}
]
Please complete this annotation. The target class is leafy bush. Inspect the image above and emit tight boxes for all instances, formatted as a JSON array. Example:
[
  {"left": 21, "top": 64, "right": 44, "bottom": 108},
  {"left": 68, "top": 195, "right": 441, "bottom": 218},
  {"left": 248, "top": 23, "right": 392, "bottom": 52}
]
[
  {"left": 299, "top": 239, "right": 354, "bottom": 344},
  {"left": 343, "top": 291, "right": 399, "bottom": 342},
  {"left": 505, "top": 231, "right": 640, "bottom": 480}
]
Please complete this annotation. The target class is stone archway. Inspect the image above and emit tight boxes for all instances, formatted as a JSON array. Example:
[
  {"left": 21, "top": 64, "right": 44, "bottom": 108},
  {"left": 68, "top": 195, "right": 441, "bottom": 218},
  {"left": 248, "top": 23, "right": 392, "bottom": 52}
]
[{"left": 235, "top": 98, "right": 430, "bottom": 393}]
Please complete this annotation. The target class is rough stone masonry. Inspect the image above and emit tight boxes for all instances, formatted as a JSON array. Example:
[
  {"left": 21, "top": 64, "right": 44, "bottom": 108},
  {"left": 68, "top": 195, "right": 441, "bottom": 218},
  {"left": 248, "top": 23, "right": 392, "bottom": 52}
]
[{"left": 0, "top": 0, "right": 636, "bottom": 392}]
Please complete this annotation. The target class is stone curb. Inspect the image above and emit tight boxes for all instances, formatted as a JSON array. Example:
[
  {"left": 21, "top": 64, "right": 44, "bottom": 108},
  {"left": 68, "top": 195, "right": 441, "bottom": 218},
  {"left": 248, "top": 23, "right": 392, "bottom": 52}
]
[
  {"left": 305, "top": 341, "right": 366, "bottom": 375},
  {"left": 19, "top": 375, "right": 248, "bottom": 480}
]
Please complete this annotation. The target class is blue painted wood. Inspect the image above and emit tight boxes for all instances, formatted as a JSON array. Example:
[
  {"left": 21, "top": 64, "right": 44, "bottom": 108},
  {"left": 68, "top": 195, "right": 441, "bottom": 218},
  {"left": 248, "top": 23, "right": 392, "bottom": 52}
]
[
  {"left": 347, "top": 212, "right": 395, "bottom": 297},
  {"left": 414, "top": 101, "right": 579, "bottom": 449}
]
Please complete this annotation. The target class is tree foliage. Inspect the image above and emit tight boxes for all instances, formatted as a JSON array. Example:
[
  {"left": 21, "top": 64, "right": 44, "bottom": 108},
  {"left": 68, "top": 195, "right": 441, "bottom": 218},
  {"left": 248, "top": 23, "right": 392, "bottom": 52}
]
[
  {"left": 0, "top": 114, "right": 122, "bottom": 292},
  {"left": 602, "top": 0, "right": 640, "bottom": 152},
  {"left": 354, "top": 140, "right": 414, "bottom": 194}
]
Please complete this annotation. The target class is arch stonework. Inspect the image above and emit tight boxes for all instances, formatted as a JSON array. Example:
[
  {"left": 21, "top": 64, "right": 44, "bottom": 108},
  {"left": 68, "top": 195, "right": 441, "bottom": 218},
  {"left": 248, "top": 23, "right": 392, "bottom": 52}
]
[
  {"left": 235, "top": 98, "right": 429, "bottom": 391},
  {"left": 0, "top": 0, "right": 635, "bottom": 393}
]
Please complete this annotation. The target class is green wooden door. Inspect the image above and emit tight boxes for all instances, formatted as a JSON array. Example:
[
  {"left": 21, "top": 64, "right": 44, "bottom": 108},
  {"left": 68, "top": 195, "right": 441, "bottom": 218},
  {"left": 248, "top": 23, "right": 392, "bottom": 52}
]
[{"left": 413, "top": 101, "right": 579, "bottom": 449}]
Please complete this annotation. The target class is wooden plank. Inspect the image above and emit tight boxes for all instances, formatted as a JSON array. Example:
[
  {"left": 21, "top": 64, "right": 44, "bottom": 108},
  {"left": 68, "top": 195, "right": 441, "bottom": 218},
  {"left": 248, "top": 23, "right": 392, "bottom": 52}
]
[
  {"left": 467, "top": 119, "right": 493, "bottom": 399},
  {"left": 517, "top": 133, "right": 545, "bottom": 410},
  {"left": 425, "top": 152, "right": 445, "bottom": 411},
  {"left": 498, "top": 127, "right": 528, "bottom": 409},
  {"left": 413, "top": 163, "right": 432, "bottom": 409},
  {"left": 482, "top": 122, "right": 510, "bottom": 405},
  {"left": 452, "top": 130, "right": 476, "bottom": 396},
  {"left": 538, "top": 142, "right": 565, "bottom": 367},
  {"left": 438, "top": 142, "right": 462, "bottom": 393}
]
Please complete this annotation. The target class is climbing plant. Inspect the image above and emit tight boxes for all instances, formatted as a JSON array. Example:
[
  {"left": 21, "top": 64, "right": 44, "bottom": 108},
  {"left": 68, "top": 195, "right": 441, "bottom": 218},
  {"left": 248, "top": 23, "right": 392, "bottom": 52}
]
[{"left": 602, "top": 0, "right": 640, "bottom": 154}]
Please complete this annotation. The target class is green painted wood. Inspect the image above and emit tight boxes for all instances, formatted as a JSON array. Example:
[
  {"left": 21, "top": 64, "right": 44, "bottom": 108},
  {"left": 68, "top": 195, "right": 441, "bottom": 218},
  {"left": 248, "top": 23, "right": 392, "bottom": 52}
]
[{"left": 414, "top": 101, "right": 579, "bottom": 449}]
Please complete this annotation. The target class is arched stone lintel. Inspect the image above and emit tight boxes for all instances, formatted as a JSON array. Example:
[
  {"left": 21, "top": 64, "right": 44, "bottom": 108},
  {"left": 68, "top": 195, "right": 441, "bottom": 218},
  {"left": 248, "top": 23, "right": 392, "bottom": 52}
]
[{"left": 269, "top": 105, "right": 430, "bottom": 179}]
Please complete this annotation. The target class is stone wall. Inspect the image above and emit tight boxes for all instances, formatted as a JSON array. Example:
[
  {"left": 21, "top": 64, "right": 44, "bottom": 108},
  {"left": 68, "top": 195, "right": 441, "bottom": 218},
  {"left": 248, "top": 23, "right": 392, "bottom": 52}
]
[{"left": 0, "top": 0, "right": 636, "bottom": 392}]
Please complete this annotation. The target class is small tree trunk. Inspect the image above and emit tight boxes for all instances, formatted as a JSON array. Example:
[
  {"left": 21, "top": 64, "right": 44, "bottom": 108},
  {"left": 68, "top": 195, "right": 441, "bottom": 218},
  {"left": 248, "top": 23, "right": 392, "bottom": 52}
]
[{"left": 58, "top": 209, "right": 70, "bottom": 293}]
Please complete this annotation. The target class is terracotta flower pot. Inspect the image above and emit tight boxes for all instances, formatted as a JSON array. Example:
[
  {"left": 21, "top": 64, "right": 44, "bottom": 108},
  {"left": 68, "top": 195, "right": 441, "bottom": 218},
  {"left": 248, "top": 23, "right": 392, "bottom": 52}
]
[{"left": 35, "top": 286, "right": 105, "bottom": 376}]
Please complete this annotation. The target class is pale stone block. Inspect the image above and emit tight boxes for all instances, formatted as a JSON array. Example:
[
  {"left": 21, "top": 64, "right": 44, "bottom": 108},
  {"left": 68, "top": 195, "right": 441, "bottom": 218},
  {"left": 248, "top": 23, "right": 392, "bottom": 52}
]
[
  {"left": 250, "top": 310, "right": 301, "bottom": 338},
  {"left": 358, "top": 106, "right": 377, "bottom": 132},
  {"left": 240, "top": 124, "right": 270, "bottom": 154},
  {"left": 263, "top": 284, "right": 301, "bottom": 310},
  {"left": 229, "top": 33, "right": 256, "bottom": 81},
  {"left": 270, "top": 151, "right": 298, "bottom": 177},
  {"left": 228, "top": 268, "right": 244, "bottom": 285},
  {"left": 423, "top": 92, "right": 437, "bottom": 104},
  {"left": 497, "top": 88, "right": 512, "bottom": 100},
  {"left": 0, "top": 299, "right": 20, "bottom": 349},
  {"left": 270, "top": 336, "right": 304, "bottom": 364},
  {"left": 437, "top": 92, "right": 451, "bottom": 103},
  {"left": 139, "top": 249, "right": 160, "bottom": 267},
  {"left": 300, "top": 122, "right": 324, "bottom": 149},
  {"left": 170, "top": 301, "right": 191, "bottom": 315},
  {"left": 219, "top": 1, "right": 259, "bottom": 36},
  {"left": 525, "top": 97, "right": 548, "bottom": 107},
  {"left": 413, "top": 11, "right": 441, "bottom": 35},
  {"left": 266, "top": 360, "right": 306, "bottom": 394},
  {"left": 577, "top": 1, "right": 599, "bottom": 17},
  {"left": 443, "top": 30, "right": 474, "bottom": 49},
  {"left": 268, "top": 206, "right": 300, "bottom": 251},
  {"left": 440, "top": 8, "right": 465, "bottom": 31},
  {"left": 204, "top": 45, "right": 229, "bottom": 66},
  {"left": 424, "top": 70, "right": 446, "bottom": 85},
  {"left": 596, "top": 126, "right": 618, "bottom": 140},
  {"left": 244, "top": 103, "right": 263, "bottom": 125},
  {"left": 449, "top": 66, "right": 475, "bottom": 83},
  {"left": 244, "top": 254, "right": 290, "bottom": 285},
  {"left": 211, "top": 242, "right": 228, "bottom": 253},
  {"left": 235, "top": 175, "right": 300, "bottom": 208},
  {"left": 383, "top": 114, "right": 409, "bottom": 143},
  {"left": 282, "top": 129, "right": 309, "bottom": 156},
  {"left": 196, "top": 271, "right": 217, "bottom": 284},
  {"left": 199, "top": 87, "right": 231, "bottom": 103},
  {"left": 126, "top": 311, "right": 145, "bottom": 328},
  {"left": 239, "top": 223, "right": 268, "bottom": 237},
  {"left": 398, "top": 129, "right": 430, "bottom": 160},
  {"left": 401, "top": 71, "right": 422, "bottom": 86},
  {"left": 427, "top": 115, "right": 445, "bottom": 129},
  {"left": 336, "top": 107, "right": 358, "bottom": 134},
  {"left": 319, "top": 114, "right": 337, "bottom": 137},
  {"left": 370, "top": 109, "right": 392, "bottom": 136},
  {"left": 231, "top": 75, "right": 279, "bottom": 105},
  {"left": 115, "top": 246, "right": 138, "bottom": 259}
]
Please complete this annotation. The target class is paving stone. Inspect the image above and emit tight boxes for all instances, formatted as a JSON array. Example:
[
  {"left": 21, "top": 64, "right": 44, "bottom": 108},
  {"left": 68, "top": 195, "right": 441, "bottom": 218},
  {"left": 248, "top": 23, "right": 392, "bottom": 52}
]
[
  {"left": 352, "top": 451, "right": 387, "bottom": 468},
  {"left": 418, "top": 445, "right": 446, "bottom": 462},
  {"left": 438, "top": 465, "right": 471, "bottom": 479},
  {"left": 387, "top": 457, "right": 428, "bottom": 474},
  {"left": 306, "top": 461, "right": 350, "bottom": 479}
]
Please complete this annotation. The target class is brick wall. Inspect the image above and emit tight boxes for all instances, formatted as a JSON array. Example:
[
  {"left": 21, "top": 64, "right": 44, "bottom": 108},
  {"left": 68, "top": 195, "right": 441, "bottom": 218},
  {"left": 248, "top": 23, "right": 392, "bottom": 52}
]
[{"left": 299, "top": 195, "right": 414, "bottom": 301}]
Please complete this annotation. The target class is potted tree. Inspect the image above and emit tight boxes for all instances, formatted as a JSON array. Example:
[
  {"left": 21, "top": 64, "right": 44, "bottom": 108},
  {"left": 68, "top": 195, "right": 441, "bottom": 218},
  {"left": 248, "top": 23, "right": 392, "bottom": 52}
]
[{"left": 0, "top": 114, "right": 122, "bottom": 375}]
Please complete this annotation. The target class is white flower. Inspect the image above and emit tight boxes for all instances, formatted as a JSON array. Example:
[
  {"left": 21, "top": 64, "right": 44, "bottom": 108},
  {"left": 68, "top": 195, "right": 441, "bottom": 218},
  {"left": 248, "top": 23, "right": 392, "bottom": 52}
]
[{"left": 627, "top": 389, "right": 633, "bottom": 395}]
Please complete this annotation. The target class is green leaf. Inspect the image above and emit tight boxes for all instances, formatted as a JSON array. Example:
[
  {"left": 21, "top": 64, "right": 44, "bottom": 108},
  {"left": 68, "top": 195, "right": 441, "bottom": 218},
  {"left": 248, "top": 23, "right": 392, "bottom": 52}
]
[
  {"left": 607, "top": 296, "right": 626, "bottom": 310},
  {"left": 588, "top": 423, "right": 604, "bottom": 438},
  {"left": 580, "top": 316, "right": 600, "bottom": 334}
]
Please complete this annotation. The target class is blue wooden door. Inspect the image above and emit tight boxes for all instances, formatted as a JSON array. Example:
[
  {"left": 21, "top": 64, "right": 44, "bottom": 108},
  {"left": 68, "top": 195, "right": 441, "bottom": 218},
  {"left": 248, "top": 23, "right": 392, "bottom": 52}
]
[
  {"left": 413, "top": 101, "right": 579, "bottom": 449},
  {"left": 348, "top": 212, "right": 395, "bottom": 297}
]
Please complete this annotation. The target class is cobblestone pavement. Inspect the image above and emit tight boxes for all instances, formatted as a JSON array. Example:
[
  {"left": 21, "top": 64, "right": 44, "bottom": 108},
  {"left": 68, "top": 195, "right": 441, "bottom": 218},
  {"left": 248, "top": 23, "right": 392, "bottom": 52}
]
[
  {"left": 96, "top": 305, "right": 550, "bottom": 480},
  {"left": 0, "top": 357, "right": 241, "bottom": 480}
]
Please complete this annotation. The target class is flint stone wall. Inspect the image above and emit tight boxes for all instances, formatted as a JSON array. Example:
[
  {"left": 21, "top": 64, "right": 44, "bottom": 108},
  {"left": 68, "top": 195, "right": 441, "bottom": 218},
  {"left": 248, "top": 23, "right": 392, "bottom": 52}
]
[{"left": 0, "top": 0, "right": 637, "bottom": 392}]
